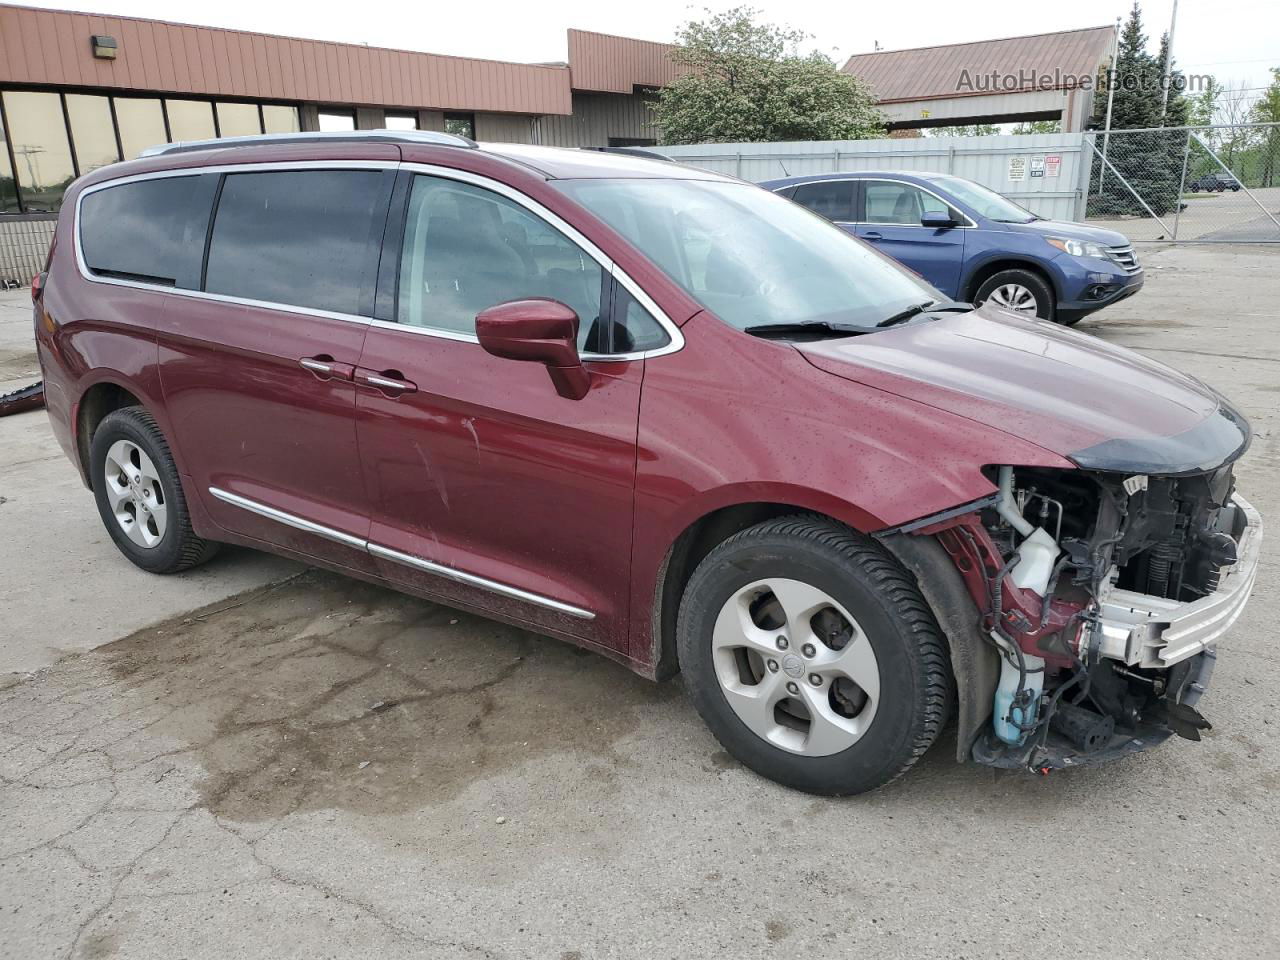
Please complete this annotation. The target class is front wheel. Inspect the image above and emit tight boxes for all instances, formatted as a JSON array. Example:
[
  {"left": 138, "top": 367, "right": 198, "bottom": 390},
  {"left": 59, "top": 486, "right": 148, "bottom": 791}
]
[
  {"left": 676, "top": 516, "right": 952, "bottom": 795},
  {"left": 974, "top": 268, "right": 1055, "bottom": 322}
]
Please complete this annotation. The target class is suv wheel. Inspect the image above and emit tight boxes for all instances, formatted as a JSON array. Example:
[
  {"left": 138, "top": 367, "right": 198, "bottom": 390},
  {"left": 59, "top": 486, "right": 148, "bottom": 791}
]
[
  {"left": 975, "top": 268, "right": 1055, "bottom": 322},
  {"left": 90, "top": 406, "right": 219, "bottom": 574},
  {"left": 676, "top": 515, "right": 952, "bottom": 795}
]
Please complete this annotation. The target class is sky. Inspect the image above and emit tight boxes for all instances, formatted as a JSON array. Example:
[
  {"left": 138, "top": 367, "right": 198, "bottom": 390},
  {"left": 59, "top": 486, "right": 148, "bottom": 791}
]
[{"left": 17, "top": 0, "right": 1280, "bottom": 99}]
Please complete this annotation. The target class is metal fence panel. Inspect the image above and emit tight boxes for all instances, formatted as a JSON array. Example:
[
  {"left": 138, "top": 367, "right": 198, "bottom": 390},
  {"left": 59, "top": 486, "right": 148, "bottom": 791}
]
[
  {"left": 1081, "top": 124, "right": 1280, "bottom": 243},
  {"left": 654, "top": 133, "right": 1088, "bottom": 221}
]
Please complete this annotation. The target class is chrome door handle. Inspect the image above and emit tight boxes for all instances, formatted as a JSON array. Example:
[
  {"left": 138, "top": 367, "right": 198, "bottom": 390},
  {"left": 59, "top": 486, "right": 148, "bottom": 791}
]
[
  {"left": 300, "top": 358, "right": 334, "bottom": 374},
  {"left": 356, "top": 369, "right": 417, "bottom": 395},
  {"left": 299, "top": 356, "right": 355, "bottom": 381}
]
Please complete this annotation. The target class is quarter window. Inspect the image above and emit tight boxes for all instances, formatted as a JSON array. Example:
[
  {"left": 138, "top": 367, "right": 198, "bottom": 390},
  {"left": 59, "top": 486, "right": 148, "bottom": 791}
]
[
  {"left": 397, "top": 175, "right": 608, "bottom": 351},
  {"left": 204, "top": 170, "right": 386, "bottom": 314},
  {"left": 863, "top": 182, "right": 953, "bottom": 225},
  {"left": 80, "top": 176, "right": 213, "bottom": 288},
  {"left": 791, "top": 180, "right": 854, "bottom": 222}
]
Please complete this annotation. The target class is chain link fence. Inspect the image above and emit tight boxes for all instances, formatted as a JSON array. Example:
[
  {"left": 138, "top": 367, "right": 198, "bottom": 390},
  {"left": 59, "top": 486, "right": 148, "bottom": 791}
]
[{"left": 1082, "top": 123, "right": 1280, "bottom": 242}]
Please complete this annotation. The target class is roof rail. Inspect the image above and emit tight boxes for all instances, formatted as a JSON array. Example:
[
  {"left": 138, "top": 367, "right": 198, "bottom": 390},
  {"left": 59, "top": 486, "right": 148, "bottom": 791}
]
[
  {"left": 578, "top": 146, "right": 676, "bottom": 163},
  {"left": 140, "top": 129, "right": 478, "bottom": 158}
]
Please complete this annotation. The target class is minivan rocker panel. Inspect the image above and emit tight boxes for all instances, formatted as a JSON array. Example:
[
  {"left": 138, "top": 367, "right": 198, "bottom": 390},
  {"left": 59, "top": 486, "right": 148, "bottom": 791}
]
[{"left": 35, "top": 133, "right": 1260, "bottom": 796}]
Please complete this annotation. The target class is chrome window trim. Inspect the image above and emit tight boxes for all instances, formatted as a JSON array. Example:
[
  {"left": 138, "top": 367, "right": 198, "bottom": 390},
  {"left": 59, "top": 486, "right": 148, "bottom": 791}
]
[
  {"left": 773, "top": 176, "right": 977, "bottom": 229},
  {"left": 72, "top": 159, "right": 684, "bottom": 360},
  {"left": 208, "top": 486, "right": 595, "bottom": 620},
  {"left": 396, "top": 161, "right": 684, "bottom": 362}
]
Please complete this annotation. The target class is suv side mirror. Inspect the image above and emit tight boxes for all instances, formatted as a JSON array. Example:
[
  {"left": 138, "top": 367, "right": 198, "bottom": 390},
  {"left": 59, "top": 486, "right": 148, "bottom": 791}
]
[
  {"left": 475, "top": 299, "right": 590, "bottom": 400},
  {"left": 920, "top": 210, "right": 958, "bottom": 229}
]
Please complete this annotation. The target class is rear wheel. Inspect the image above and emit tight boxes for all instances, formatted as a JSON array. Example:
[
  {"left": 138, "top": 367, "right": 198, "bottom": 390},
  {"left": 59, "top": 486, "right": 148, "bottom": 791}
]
[
  {"left": 90, "top": 406, "right": 218, "bottom": 574},
  {"left": 676, "top": 515, "right": 952, "bottom": 795},
  {"left": 975, "top": 268, "right": 1055, "bottom": 322}
]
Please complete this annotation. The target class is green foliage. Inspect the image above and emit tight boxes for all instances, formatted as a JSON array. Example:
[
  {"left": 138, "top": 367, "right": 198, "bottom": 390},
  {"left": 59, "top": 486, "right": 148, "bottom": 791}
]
[
  {"left": 1251, "top": 69, "right": 1280, "bottom": 187},
  {"left": 927, "top": 124, "right": 1001, "bottom": 137},
  {"left": 1087, "top": 3, "right": 1191, "bottom": 217},
  {"left": 653, "top": 6, "right": 885, "bottom": 145}
]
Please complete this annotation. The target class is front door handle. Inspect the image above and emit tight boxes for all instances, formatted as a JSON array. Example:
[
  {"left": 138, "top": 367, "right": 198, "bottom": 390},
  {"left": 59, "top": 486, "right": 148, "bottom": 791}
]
[
  {"left": 862, "top": 231, "right": 883, "bottom": 241},
  {"left": 300, "top": 355, "right": 355, "bottom": 381},
  {"left": 356, "top": 368, "right": 417, "bottom": 396}
]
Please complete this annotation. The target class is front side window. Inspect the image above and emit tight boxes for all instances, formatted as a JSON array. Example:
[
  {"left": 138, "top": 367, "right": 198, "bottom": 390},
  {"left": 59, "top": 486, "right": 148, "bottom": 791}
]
[
  {"left": 205, "top": 170, "right": 385, "bottom": 314},
  {"left": 398, "top": 175, "right": 611, "bottom": 351},
  {"left": 792, "top": 180, "right": 854, "bottom": 222},
  {"left": 923, "top": 175, "right": 1035, "bottom": 223},
  {"left": 80, "top": 176, "right": 212, "bottom": 288},
  {"left": 863, "top": 182, "right": 951, "bottom": 225},
  {"left": 555, "top": 178, "right": 938, "bottom": 331},
  {"left": 2, "top": 91, "right": 75, "bottom": 212}
]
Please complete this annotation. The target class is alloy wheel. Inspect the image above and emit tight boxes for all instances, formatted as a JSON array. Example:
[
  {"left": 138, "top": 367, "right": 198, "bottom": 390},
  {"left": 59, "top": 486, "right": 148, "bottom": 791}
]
[
  {"left": 986, "top": 283, "right": 1039, "bottom": 315},
  {"left": 102, "top": 439, "right": 168, "bottom": 548},
  {"left": 711, "top": 578, "right": 880, "bottom": 756}
]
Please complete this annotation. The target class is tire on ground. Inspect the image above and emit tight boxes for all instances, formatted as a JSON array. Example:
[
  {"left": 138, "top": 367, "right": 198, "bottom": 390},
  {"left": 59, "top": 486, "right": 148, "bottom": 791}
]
[
  {"left": 90, "top": 405, "right": 219, "bottom": 574},
  {"left": 974, "top": 267, "right": 1056, "bottom": 322},
  {"left": 676, "top": 514, "right": 953, "bottom": 795}
]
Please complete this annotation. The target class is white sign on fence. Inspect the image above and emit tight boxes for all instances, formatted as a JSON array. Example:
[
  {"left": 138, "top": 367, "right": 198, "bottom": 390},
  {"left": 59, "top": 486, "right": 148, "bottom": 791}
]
[
  {"left": 1008, "top": 156, "right": 1027, "bottom": 181},
  {"left": 1030, "top": 156, "right": 1046, "bottom": 179}
]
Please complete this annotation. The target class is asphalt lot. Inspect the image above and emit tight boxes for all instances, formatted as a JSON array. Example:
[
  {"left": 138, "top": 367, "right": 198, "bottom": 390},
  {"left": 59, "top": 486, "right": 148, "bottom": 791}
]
[
  {"left": 1088, "top": 184, "right": 1280, "bottom": 241},
  {"left": 2, "top": 244, "right": 1278, "bottom": 959}
]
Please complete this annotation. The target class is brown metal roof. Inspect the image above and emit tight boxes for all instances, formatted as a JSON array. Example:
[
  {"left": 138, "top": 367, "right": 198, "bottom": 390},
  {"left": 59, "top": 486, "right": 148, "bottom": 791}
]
[
  {"left": 842, "top": 26, "right": 1114, "bottom": 103},
  {"left": 567, "top": 28, "right": 686, "bottom": 95},
  {"left": 0, "top": 3, "right": 573, "bottom": 114}
]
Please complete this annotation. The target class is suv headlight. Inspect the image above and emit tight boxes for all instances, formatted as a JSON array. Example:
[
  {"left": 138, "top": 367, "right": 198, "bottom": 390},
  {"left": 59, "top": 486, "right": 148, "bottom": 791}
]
[{"left": 1046, "top": 236, "right": 1108, "bottom": 259}]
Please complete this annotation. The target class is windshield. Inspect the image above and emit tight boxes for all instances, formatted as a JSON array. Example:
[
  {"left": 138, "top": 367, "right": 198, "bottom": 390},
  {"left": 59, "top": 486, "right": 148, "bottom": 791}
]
[
  {"left": 924, "top": 175, "right": 1037, "bottom": 223},
  {"left": 554, "top": 178, "right": 938, "bottom": 331}
]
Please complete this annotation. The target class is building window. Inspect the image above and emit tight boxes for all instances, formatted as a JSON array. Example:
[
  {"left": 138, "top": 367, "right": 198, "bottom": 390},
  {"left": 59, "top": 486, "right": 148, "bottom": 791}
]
[
  {"left": 443, "top": 112, "right": 475, "bottom": 139},
  {"left": 65, "top": 94, "right": 120, "bottom": 174},
  {"left": 165, "top": 100, "right": 216, "bottom": 142},
  {"left": 262, "top": 104, "right": 301, "bottom": 134},
  {"left": 215, "top": 102, "right": 262, "bottom": 138},
  {"left": 0, "top": 107, "right": 18, "bottom": 213},
  {"left": 114, "top": 98, "right": 168, "bottom": 160},
  {"left": 317, "top": 109, "right": 356, "bottom": 132},
  {"left": 1, "top": 92, "right": 76, "bottom": 213},
  {"left": 384, "top": 112, "right": 418, "bottom": 131}
]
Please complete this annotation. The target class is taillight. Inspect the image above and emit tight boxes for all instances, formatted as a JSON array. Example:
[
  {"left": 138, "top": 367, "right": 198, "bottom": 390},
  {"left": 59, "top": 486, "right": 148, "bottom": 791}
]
[{"left": 31, "top": 272, "right": 46, "bottom": 303}]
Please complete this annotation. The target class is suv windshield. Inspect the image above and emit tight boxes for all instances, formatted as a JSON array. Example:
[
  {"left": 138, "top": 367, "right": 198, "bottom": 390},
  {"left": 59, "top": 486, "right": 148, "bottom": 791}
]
[
  {"left": 923, "top": 175, "right": 1037, "bottom": 223},
  {"left": 554, "top": 178, "right": 938, "bottom": 331}
]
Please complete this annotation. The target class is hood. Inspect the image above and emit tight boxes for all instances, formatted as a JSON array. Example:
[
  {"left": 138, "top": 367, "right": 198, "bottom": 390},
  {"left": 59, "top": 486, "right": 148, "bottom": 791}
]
[
  {"left": 799, "top": 306, "right": 1249, "bottom": 475},
  {"left": 1002, "top": 217, "right": 1131, "bottom": 247}
]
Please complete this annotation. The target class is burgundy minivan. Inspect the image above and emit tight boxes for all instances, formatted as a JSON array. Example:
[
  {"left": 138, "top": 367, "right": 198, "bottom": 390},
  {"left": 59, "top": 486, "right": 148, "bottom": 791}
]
[{"left": 35, "top": 131, "right": 1261, "bottom": 795}]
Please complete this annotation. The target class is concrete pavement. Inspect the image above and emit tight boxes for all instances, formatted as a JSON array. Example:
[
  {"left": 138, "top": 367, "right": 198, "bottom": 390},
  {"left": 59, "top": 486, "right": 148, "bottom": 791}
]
[{"left": 1, "top": 246, "right": 1278, "bottom": 959}]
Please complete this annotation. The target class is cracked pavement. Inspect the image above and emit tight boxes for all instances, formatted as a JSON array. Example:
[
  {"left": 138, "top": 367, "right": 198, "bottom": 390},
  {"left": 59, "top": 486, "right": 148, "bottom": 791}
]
[{"left": 2, "top": 245, "right": 1279, "bottom": 959}]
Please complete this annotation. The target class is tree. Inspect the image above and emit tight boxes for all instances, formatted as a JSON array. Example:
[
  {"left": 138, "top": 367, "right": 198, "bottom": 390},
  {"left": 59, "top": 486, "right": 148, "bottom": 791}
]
[
  {"left": 653, "top": 7, "right": 885, "bottom": 145},
  {"left": 926, "top": 123, "right": 1001, "bottom": 137},
  {"left": 1251, "top": 68, "right": 1280, "bottom": 187}
]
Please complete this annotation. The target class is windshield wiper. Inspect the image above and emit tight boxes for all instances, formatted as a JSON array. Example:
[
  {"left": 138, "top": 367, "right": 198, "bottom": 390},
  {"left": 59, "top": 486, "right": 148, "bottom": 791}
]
[
  {"left": 877, "top": 299, "right": 972, "bottom": 328},
  {"left": 744, "top": 320, "right": 867, "bottom": 339}
]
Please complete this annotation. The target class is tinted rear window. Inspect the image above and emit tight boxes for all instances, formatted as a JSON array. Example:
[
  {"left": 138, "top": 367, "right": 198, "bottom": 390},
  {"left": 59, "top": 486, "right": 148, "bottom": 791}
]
[
  {"left": 204, "top": 169, "right": 387, "bottom": 315},
  {"left": 79, "top": 176, "right": 212, "bottom": 288},
  {"left": 792, "top": 180, "right": 854, "bottom": 222}
]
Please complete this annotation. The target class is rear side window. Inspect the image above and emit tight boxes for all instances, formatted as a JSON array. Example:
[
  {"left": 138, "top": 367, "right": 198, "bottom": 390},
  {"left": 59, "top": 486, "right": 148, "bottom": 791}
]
[
  {"left": 205, "top": 170, "right": 387, "bottom": 315},
  {"left": 792, "top": 181, "right": 854, "bottom": 222},
  {"left": 79, "top": 176, "right": 213, "bottom": 288}
]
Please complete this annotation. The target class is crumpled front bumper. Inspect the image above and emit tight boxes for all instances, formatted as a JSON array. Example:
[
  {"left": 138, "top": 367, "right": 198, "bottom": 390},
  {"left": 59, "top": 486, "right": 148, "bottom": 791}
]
[{"left": 1091, "top": 494, "right": 1262, "bottom": 669}]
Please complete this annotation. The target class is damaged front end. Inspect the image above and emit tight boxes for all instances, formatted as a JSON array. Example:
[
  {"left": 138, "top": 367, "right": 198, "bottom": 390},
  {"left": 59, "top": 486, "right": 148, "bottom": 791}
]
[{"left": 886, "top": 460, "right": 1262, "bottom": 773}]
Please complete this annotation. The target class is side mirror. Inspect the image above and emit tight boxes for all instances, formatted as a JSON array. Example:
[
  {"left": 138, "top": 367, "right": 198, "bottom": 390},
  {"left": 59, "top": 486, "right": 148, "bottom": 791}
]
[
  {"left": 920, "top": 211, "right": 958, "bottom": 229},
  {"left": 475, "top": 298, "right": 590, "bottom": 400}
]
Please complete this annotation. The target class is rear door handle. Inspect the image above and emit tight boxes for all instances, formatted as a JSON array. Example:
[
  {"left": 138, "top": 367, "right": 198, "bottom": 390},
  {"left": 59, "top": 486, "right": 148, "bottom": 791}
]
[
  {"left": 862, "top": 231, "right": 883, "bottom": 241},
  {"left": 300, "top": 356, "right": 355, "bottom": 380},
  {"left": 356, "top": 368, "right": 417, "bottom": 395}
]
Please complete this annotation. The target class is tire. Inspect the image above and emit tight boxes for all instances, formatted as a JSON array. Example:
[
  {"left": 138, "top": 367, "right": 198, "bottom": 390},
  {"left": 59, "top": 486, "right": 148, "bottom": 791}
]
[
  {"left": 1190, "top": 184, "right": 1200, "bottom": 193},
  {"left": 90, "top": 405, "right": 219, "bottom": 574},
  {"left": 974, "top": 268, "right": 1056, "bottom": 322},
  {"left": 676, "top": 515, "right": 952, "bottom": 796}
]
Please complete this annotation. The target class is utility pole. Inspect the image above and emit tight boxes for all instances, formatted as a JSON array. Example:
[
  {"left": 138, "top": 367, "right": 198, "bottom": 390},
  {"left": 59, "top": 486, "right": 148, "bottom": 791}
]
[
  {"left": 1161, "top": 0, "right": 1180, "bottom": 122},
  {"left": 1100, "top": 16, "right": 1121, "bottom": 193}
]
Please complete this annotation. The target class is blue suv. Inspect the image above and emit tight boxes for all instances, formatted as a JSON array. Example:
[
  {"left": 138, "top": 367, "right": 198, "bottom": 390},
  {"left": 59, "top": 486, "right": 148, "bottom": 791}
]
[{"left": 760, "top": 171, "right": 1144, "bottom": 325}]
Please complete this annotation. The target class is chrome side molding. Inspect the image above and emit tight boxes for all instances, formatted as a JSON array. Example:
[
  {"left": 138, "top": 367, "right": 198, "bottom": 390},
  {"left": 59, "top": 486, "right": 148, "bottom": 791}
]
[{"left": 207, "top": 487, "right": 594, "bottom": 620}]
